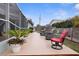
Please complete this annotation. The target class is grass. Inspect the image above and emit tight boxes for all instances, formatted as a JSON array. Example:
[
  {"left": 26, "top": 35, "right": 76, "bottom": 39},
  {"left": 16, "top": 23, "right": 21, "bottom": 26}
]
[{"left": 64, "top": 39, "right": 79, "bottom": 53}]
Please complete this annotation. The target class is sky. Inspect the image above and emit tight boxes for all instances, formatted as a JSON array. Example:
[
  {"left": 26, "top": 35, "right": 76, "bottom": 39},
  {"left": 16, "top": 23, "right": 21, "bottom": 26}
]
[{"left": 17, "top": 3, "right": 79, "bottom": 26}]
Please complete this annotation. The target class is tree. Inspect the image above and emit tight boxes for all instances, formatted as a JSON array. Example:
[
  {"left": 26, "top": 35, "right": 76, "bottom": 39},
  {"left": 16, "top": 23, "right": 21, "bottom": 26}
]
[
  {"left": 71, "top": 16, "right": 79, "bottom": 27},
  {"left": 52, "top": 20, "right": 73, "bottom": 28}
]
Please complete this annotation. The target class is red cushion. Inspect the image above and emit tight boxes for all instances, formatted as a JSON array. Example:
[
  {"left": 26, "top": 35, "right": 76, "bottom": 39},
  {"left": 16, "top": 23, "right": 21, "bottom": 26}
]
[
  {"left": 51, "top": 38, "right": 62, "bottom": 42},
  {"left": 60, "top": 30, "right": 68, "bottom": 39}
]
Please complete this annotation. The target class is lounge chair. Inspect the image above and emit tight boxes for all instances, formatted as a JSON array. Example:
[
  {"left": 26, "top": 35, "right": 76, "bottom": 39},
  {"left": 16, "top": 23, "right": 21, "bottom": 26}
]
[{"left": 51, "top": 29, "right": 68, "bottom": 50}]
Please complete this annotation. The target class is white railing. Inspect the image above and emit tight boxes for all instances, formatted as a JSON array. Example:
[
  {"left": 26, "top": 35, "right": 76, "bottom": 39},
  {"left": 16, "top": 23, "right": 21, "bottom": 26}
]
[{"left": 0, "top": 18, "right": 21, "bottom": 29}]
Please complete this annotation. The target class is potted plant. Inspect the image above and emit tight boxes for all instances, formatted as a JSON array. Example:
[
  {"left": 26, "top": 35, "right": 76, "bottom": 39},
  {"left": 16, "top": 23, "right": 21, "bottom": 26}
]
[{"left": 8, "top": 29, "right": 27, "bottom": 53}]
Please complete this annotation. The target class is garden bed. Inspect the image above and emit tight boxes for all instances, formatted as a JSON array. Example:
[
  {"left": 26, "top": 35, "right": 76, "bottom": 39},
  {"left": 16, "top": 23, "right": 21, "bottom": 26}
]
[{"left": 64, "top": 39, "right": 79, "bottom": 53}]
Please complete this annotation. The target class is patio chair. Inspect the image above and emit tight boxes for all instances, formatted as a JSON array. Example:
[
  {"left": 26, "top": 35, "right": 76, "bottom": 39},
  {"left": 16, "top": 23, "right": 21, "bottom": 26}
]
[
  {"left": 51, "top": 29, "right": 68, "bottom": 50},
  {"left": 40, "top": 30, "right": 45, "bottom": 36},
  {"left": 45, "top": 29, "right": 57, "bottom": 40}
]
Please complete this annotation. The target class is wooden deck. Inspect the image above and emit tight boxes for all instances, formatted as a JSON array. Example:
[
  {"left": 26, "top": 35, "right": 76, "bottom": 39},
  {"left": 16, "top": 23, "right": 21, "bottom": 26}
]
[{"left": 2, "top": 32, "right": 79, "bottom": 56}]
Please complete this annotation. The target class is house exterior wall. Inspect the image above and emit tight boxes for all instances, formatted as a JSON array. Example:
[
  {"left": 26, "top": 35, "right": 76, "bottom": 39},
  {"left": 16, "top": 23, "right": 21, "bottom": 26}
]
[
  {"left": 0, "top": 3, "right": 28, "bottom": 31},
  {"left": 0, "top": 3, "right": 29, "bottom": 54},
  {"left": 27, "top": 22, "right": 33, "bottom": 29}
]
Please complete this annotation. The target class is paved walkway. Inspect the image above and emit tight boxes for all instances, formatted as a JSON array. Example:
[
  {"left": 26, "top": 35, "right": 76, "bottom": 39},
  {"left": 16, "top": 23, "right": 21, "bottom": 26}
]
[{"left": 3, "top": 32, "right": 78, "bottom": 55}]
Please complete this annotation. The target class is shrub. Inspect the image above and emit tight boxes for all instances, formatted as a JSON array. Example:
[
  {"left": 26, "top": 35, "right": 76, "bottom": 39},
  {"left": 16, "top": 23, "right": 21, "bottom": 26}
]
[{"left": 8, "top": 29, "right": 28, "bottom": 45}]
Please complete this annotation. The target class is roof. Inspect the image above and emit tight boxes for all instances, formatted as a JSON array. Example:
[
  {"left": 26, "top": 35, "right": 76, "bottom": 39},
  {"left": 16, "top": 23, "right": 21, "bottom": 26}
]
[
  {"left": 28, "top": 20, "right": 33, "bottom": 25},
  {"left": 49, "top": 19, "right": 64, "bottom": 25}
]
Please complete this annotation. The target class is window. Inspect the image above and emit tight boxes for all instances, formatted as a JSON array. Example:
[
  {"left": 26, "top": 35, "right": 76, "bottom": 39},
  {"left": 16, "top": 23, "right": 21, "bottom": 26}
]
[{"left": 0, "top": 14, "right": 5, "bottom": 19}]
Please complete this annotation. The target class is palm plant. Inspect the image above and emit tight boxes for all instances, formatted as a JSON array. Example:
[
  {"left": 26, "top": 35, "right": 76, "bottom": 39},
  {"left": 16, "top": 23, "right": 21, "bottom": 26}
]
[
  {"left": 9, "top": 30, "right": 27, "bottom": 39},
  {"left": 8, "top": 29, "right": 28, "bottom": 45}
]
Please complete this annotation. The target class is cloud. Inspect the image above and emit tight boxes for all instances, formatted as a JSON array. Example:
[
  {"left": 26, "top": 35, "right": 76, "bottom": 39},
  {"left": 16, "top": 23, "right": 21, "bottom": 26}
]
[
  {"left": 75, "top": 4, "right": 79, "bottom": 11},
  {"left": 53, "top": 9, "right": 68, "bottom": 20},
  {"left": 74, "top": 4, "right": 79, "bottom": 15}
]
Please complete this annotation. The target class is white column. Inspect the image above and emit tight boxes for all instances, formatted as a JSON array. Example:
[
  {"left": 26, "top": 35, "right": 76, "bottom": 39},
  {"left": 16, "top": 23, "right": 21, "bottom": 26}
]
[
  {"left": 18, "top": 6, "right": 22, "bottom": 30},
  {"left": 19, "top": 12, "right": 21, "bottom": 29},
  {"left": 5, "top": 3, "right": 10, "bottom": 38}
]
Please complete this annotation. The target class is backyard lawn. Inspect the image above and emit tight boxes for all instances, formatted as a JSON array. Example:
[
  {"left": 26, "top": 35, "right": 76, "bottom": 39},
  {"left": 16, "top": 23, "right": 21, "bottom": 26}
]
[{"left": 64, "top": 39, "right": 79, "bottom": 53}]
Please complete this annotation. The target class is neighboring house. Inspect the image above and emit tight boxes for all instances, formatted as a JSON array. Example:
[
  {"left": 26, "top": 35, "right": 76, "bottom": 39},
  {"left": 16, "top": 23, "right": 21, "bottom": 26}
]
[
  {"left": 27, "top": 19, "right": 33, "bottom": 29},
  {"left": 49, "top": 19, "right": 64, "bottom": 26},
  {"left": 46, "top": 20, "right": 65, "bottom": 33}
]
